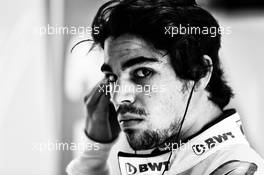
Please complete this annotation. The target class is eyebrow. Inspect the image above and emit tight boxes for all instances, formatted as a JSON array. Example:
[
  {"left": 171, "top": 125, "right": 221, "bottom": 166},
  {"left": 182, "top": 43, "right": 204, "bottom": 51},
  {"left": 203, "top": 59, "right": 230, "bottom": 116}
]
[
  {"left": 121, "top": 56, "right": 159, "bottom": 71},
  {"left": 100, "top": 56, "right": 159, "bottom": 73}
]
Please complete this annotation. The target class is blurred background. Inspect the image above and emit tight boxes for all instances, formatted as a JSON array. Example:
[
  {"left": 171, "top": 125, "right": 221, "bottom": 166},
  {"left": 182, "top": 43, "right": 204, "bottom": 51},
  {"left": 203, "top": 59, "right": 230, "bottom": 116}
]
[{"left": 0, "top": 0, "right": 263, "bottom": 174}]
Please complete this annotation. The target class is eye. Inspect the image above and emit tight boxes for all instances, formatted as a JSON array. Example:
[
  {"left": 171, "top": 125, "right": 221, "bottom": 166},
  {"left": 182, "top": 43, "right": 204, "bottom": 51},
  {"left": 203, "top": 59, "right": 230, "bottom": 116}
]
[{"left": 134, "top": 68, "right": 153, "bottom": 78}]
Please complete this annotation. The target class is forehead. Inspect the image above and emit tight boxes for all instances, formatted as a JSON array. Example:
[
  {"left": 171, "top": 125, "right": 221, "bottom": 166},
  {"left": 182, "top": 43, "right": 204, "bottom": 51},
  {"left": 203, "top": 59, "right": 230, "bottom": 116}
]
[{"left": 104, "top": 34, "right": 166, "bottom": 63}]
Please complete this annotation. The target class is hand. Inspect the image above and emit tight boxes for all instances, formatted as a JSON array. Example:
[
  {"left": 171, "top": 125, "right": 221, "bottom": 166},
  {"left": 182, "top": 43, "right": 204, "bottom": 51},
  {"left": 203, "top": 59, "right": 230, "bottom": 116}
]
[{"left": 84, "top": 79, "right": 120, "bottom": 143}]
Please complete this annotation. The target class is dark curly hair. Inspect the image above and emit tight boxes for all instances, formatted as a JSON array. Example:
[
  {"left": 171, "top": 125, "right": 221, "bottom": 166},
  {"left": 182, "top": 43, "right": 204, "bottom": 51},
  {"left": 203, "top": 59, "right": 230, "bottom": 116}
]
[{"left": 89, "top": 0, "right": 233, "bottom": 109}]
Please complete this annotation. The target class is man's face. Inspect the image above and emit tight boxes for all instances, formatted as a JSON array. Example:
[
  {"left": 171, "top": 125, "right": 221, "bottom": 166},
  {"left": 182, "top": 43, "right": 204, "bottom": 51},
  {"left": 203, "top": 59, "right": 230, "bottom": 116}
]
[{"left": 102, "top": 34, "right": 191, "bottom": 150}]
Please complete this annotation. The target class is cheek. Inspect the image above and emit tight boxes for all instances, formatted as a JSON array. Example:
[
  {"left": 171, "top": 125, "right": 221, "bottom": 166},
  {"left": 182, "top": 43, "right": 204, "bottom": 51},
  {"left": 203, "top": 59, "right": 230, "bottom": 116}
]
[{"left": 141, "top": 86, "right": 184, "bottom": 129}]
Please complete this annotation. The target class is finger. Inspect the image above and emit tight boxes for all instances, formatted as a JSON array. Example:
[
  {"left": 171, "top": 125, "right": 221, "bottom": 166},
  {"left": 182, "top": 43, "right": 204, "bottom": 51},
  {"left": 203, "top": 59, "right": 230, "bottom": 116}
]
[
  {"left": 96, "top": 86, "right": 111, "bottom": 109},
  {"left": 108, "top": 103, "right": 120, "bottom": 138},
  {"left": 84, "top": 79, "right": 104, "bottom": 103},
  {"left": 85, "top": 79, "right": 107, "bottom": 106},
  {"left": 89, "top": 89, "right": 111, "bottom": 122}
]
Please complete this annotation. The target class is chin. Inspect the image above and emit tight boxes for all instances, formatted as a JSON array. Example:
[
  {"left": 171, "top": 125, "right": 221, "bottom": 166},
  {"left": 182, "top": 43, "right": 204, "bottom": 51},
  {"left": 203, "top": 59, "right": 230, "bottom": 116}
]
[{"left": 124, "top": 129, "right": 160, "bottom": 150}]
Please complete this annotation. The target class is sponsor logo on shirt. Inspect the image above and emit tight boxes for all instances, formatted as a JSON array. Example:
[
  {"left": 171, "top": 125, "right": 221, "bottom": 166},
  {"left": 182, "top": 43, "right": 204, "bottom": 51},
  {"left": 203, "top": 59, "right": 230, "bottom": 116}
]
[
  {"left": 125, "top": 161, "right": 169, "bottom": 175},
  {"left": 192, "top": 132, "right": 235, "bottom": 155}
]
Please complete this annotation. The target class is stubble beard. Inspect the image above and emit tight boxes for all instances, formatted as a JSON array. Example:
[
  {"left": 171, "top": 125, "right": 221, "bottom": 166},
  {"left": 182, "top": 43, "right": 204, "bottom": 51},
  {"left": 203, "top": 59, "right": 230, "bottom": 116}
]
[{"left": 124, "top": 119, "right": 180, "bottom": 150}]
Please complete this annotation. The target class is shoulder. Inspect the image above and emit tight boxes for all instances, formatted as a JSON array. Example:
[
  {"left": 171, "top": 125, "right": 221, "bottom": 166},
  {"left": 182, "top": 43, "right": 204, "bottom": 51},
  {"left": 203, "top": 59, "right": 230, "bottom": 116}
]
[
  {"left": 209, "top": 160, "right": 257, "bottom": 175},
  {"left": 204, "top": 144, "right": 264, "bottom": 175}
]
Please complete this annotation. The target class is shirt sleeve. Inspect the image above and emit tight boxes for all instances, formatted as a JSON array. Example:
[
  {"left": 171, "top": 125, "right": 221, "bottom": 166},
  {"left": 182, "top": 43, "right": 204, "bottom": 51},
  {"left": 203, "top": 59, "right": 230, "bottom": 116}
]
[
  {"left": 205, "top": 144, "right": 264, "bottom": 175},
  {"left": 66, "top": 136, "right": 115, "bottom": 175}
]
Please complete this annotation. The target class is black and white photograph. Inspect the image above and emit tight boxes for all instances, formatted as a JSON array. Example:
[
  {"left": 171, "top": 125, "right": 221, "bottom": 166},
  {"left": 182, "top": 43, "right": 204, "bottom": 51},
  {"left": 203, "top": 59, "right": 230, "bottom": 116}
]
[{"left": 1, "top": 0, "right": 264, "bottom": 174}]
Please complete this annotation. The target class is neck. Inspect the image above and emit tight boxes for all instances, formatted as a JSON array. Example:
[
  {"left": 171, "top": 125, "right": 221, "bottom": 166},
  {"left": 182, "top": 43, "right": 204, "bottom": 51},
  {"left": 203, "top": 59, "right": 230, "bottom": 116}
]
[
  {"left": 158, "top": 92, "right": 223, "bottom": 151},
  {"left": 181, "top": 91, "right": 223, "bottom": 141}
]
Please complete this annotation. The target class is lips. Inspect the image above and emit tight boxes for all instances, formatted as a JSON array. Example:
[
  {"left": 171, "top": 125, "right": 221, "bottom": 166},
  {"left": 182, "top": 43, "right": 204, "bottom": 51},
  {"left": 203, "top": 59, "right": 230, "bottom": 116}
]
[{"left": 118, "top": 114, "right": 144, "bottom": 128}]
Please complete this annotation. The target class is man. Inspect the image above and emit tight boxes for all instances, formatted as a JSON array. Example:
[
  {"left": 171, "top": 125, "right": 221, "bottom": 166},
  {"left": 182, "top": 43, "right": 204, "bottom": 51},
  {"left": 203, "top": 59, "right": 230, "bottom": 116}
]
[{"left": 66, "top": 0, "right": 264, "bottom": 174}]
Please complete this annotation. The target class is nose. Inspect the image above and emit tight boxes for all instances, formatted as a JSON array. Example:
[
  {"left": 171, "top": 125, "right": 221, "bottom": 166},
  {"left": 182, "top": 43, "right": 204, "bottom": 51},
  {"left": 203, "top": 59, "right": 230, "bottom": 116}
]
[{"left": 111, "top": 78, "right": 136, "bottom": 108}]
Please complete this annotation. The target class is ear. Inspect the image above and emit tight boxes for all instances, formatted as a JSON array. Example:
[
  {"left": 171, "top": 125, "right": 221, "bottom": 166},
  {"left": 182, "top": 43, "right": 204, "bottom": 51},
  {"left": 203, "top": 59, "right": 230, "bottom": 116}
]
[{"left": 195, "top": 55, "right": 213, "bottom": 91}]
